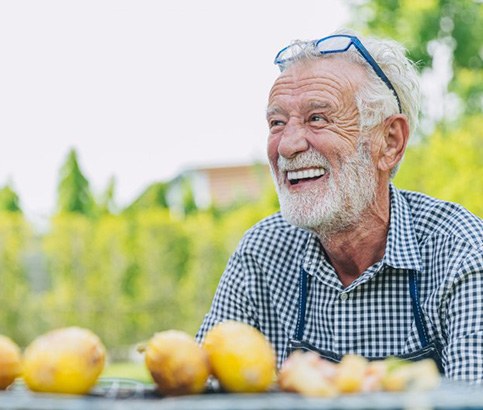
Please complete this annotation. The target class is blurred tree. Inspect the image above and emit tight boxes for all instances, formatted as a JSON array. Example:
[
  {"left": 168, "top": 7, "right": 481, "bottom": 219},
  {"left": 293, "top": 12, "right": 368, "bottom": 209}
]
[
  {"left": 123, "top": 182, "right": 169, "bottom": 213},
  {"left": 85, "top": 215, "right": 130, "bottom": 348},
  {"left": 180, "top": 177, "right": 198, "bottom": 216},
  {"left": 179, "top": 212, "right": 230, "bottom": 333},
  {"left": 0, "top": 212, "right": 32, "bottom": 346},
  {"left": 56, "top": 149, "right": 95, "bottom": 216},
  {"left": 98, "top": 176, "right": 117, "bottom": 215},
  {"left": 395, "top": 115, "right": 483, "bottom": 216},
  {"left": 128, "top": 210, "right": 191, "bottom": 338},
  {"left": 42, "top": 214, "right": 93, "bottom": 327},
  {"left": 349, "top": 0, "right": 482, "bottom": 117},
  {"left": 0, "top": 183, "right": 22, "bottom": 213}
]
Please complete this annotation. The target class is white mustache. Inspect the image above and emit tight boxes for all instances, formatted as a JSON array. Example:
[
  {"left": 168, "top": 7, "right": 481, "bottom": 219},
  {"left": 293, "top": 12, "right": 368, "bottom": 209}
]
[{"left": 277, "top": 150, "right": 331, "bottom": 172}]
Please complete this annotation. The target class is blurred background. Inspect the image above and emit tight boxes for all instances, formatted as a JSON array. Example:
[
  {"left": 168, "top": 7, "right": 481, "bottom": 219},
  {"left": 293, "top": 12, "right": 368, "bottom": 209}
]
[{"left": 0, "top": 0, "right": 481, "bottom": 376}]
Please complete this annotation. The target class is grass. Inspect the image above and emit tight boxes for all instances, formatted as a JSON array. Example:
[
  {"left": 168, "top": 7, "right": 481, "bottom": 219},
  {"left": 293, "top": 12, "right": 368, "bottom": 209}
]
[{"left": 101, "top": 361, "right": 152, "bottom": 383}]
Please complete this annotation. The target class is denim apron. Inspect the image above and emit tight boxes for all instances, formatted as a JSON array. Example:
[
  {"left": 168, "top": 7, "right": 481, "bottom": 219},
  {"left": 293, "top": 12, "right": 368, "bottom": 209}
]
[{"left": 286, "top": 267, "right": 445, "bottom": 373}]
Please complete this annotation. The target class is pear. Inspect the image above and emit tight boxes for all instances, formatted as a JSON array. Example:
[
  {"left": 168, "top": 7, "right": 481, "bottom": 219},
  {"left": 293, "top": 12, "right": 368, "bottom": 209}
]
[{"left": 143, "top": 330, "right": 210, "bottom": 396}]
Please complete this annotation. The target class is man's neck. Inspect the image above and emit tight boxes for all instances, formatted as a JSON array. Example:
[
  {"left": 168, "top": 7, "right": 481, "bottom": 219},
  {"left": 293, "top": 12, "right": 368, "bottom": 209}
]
[{"left": 317, "top": 187, "right": 391, "bottom": 288}]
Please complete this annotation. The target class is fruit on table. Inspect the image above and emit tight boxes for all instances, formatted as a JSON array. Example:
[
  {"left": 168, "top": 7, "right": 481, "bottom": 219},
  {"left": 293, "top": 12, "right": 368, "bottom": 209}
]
[
  {"left": 203, "top": 320, "right": 276, "bottom": 393},
  {"left": 278, "top": 351, "right": 440, "bottom": 397},
  {"left": 278, "top": 351, "right": 338, "bottom": 397},
  {"left": 22, "top": 327, "right": 106, "bottom": 395},
  {"left": 382, "top": 357, "right": 440, "bottom": 392},
  {"left": 334, "top": 354, "right": 369, "bottom": 393},
  {"left": 0, "top": 335, "right": 22, "bottom": 390},
  {"left": 142, "top": 330, "right": 210, "bottom": 396}
]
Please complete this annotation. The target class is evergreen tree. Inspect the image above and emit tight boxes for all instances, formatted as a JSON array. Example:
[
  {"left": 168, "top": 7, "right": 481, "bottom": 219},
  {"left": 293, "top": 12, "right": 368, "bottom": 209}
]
[
  {"left": 56, "top": 149, "right": 95, "bottom": 215},
  {"left": 123, "top": 181, "right": 170, "bottom": 213},
  {"left": 0, "top": 183, "right": 22, "bottom": 213}
]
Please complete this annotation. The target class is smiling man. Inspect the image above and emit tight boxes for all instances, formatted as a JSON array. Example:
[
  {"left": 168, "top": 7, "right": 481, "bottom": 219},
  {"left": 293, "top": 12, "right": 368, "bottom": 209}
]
[{"left": 196, "top": 30, "right": 483, "bottom": 382}]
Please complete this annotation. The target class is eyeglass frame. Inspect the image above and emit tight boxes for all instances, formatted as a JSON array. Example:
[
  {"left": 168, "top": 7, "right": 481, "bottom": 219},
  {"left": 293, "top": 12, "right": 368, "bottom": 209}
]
[{"left": 274, "top": 34, "right": 402, "bottom": 114}]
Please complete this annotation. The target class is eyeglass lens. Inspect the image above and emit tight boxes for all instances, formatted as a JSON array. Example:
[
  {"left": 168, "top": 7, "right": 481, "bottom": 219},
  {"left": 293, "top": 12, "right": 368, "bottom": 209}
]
[{"left": 315, "top": 36, "right": 352, "bottom": 53}]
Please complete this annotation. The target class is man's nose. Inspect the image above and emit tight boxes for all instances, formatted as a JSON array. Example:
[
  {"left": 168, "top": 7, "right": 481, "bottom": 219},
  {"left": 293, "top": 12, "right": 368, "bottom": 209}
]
[{"left": 278, "top": 122, "right": 309, "bottom": 159}]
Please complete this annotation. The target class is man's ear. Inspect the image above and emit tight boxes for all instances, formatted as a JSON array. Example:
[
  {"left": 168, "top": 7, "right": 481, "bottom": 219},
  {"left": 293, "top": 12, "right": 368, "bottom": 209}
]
[{"left": 377, "top": 115, "right": 410, "bottom": 173}]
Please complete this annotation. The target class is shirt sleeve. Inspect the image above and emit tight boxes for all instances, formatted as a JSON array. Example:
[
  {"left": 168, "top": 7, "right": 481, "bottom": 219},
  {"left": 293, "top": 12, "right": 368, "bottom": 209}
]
[
  {"left": 195, "top": 251, "right": 259, "bottom": 343},
  {"left": 443, "top": 245, "right": 483, "bottom": 383}
]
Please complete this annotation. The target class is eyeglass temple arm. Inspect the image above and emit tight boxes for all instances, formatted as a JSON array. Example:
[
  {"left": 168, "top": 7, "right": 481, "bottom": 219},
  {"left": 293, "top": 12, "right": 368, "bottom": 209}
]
[{"left": 351, "top": 38, "right": 402, "bottom": 113}]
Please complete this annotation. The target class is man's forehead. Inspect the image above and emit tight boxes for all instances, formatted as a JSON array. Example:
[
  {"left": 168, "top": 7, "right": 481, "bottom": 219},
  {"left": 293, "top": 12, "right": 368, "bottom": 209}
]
[
  {"left": 268, "top": 56, "right": 365, "bottom": 103},
  {"left": 274, "top": 56, "right": 364, "bottom": 86}
]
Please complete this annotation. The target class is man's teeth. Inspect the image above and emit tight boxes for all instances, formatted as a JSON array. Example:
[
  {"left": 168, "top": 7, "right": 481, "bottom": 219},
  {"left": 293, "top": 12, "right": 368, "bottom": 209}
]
[{"left": 287, "top": 168, "right": 326, "bottom": 182}]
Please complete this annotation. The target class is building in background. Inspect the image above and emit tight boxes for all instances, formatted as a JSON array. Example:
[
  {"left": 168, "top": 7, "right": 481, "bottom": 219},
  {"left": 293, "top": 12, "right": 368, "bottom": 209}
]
[{"left": 167, "top": 162, "right": 272, "bottom": 215}]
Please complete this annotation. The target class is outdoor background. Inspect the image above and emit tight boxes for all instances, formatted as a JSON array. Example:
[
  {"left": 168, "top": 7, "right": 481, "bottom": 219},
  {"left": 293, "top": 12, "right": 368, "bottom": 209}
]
[{"left": 0, "top": 0, "right": 481, "bottom": 368}]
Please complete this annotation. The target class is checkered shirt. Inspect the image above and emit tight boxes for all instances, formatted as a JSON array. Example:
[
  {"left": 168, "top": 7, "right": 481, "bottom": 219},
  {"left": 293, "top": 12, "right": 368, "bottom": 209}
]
[{"left": 196, "top": 184, "right": 483, "bottom": 382}]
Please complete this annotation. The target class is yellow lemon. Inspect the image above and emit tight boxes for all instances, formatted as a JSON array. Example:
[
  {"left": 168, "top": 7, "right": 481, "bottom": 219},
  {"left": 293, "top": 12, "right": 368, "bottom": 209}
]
[
  {"left": 143, "top": 330, "right": 210, "bottom": 396},
  {"left": 23, "top": 327, "right": 106, "bottom": 395},
  {"left": 203, "top": 321, "right": 276, "bottom": 393},
  {"left": 0, "top": 335, "right": 22, "bottom": 390}
]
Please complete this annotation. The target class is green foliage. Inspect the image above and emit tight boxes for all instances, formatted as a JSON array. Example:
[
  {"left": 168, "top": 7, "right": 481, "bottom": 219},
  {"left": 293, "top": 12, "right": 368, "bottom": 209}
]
[
  {"left": 180, "top": 177, "right": 198, "bottom": 216},
  {"left": 0, "top": 188, "right": 276, "bottom": 351},
  {"left": 57, "top": 149, "right": 95, "bottom": 216},
  {"left": 123, "top": 182, "right": 169, "bottom": 213},
  {"left": 126, "top": 210, "right": 191, "bottom": 340},
  {"left": 178, "top": 212, "right": 230, "bottom": 334},
  {"left": 349, "top": 0, "right": 482, "bottom": 115},
  {"left": 395, "top": 116, "right": 482, "bottom": 216},
  {"left": 0, "top": 212, "right": 32, "bottom": 346},
  {"left": 351, "top": 0, "right": 482, "bottom": 70},
  {"left": 98, "top": 176, "right": 117, "bottom": 215},
  {"left": 0, "top": 184, "right": 22, "bottom": 213}
]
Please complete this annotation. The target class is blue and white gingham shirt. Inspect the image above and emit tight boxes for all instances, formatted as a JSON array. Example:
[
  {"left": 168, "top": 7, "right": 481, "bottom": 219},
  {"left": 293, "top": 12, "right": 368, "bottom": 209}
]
[{"left": 197, "top": 184, "right": 483, "bottom": 382}]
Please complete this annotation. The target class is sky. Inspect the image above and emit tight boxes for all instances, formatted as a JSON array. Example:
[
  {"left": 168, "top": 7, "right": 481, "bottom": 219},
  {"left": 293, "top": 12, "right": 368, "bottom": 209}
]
[{"left": 0, "top": 0, "right": 350, "bottom": 222}]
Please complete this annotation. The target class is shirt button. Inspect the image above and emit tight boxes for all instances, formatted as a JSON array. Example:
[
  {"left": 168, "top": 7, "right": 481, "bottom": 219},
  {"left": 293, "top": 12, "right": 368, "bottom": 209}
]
[{"left": 340, "top": 293, "right": 349, "bottom": 301}]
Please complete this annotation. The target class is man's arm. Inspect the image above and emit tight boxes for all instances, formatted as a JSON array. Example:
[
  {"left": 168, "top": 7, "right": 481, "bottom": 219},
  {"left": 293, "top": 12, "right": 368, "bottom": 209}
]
[
  {"left": 443, "top": 246, "right": 483, "bottom": 382},
  {"left": 196, "top": 251, "right": 258, "bottom": 343}
]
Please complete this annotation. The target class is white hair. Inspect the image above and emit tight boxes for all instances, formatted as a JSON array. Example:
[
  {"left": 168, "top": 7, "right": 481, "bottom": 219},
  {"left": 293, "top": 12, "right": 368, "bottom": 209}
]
[{"left": 278, "top": 29, "right": 421, "bottom": 177}]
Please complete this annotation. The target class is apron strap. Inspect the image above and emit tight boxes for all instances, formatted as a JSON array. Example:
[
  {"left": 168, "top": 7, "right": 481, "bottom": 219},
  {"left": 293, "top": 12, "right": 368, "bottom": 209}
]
[
  {"left": 408, "top": 269, "right": 429, "bottom": 347},
  {"left": 294, "top": 266, "right": 308, "bottom": 341}
]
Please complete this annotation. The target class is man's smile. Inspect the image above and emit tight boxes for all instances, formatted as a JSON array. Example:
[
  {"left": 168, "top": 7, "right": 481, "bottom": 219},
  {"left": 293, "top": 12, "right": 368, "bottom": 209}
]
[{"left": 286, "top": 167, "right": 326, "bottom": 186}]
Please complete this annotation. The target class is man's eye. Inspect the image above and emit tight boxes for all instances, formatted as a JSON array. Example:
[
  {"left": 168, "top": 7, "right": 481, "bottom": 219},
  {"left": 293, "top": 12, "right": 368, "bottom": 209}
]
[
  {"left": 309, "top": 114, "right": 327, "bottom": 123},
  {"left": 269, "top": 119, "right": 285, "bottom": 128}
]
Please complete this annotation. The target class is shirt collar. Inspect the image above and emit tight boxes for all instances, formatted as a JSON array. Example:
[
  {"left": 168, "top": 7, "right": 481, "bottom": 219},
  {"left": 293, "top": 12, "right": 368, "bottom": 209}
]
[{"left": 382, "top": 184, "right": 422, "bottom": 271}]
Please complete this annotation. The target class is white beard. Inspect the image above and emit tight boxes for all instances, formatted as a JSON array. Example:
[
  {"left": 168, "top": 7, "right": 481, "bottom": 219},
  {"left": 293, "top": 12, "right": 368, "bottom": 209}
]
[{"left": 272, "top": 139, "right": 377, "bottom": 239}]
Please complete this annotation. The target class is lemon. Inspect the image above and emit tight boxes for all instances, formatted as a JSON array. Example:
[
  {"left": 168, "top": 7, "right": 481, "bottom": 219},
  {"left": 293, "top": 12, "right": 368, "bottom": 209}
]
[
  {"left": 203, "top": 320, "right": 276, "bottom": 393},
  {"left": 22, "top": 327, "right": 106, "bottom": 395},
  {"left": 143, "top": 330, "right": 210, "bottom": 396},
  {"left": 0, "top": 335, "right": 22, "bottom": 390}
]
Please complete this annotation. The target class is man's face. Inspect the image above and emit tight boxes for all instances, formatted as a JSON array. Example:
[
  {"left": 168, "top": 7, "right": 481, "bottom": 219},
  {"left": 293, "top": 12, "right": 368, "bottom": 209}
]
[{"left": 266, "top": 57, "right": 378, "bottom": 235}]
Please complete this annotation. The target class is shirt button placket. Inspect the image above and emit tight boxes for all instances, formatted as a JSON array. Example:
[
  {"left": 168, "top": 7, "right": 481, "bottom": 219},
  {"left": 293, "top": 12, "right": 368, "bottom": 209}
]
[{"left": 334, "top": 290, "right": 349, "bottom": 353}]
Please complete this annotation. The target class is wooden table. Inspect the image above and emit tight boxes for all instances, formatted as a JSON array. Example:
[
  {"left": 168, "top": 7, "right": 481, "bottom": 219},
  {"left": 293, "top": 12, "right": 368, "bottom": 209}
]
[{"left": 1, "top": 378, "right": 482, "bottom": 410}]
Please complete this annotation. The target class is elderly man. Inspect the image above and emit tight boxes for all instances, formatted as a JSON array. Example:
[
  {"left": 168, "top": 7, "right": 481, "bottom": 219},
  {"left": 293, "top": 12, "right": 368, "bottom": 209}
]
[{"left": 197, "top": 30, "right": 483, "bottom": 382}]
